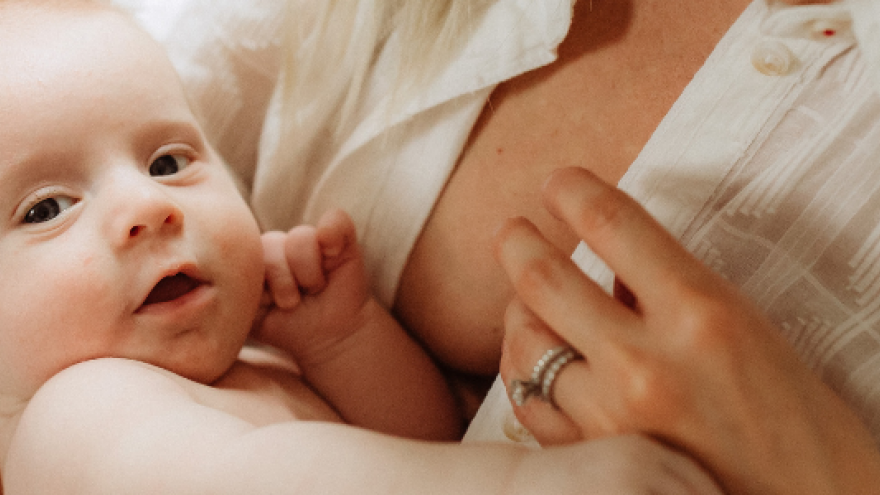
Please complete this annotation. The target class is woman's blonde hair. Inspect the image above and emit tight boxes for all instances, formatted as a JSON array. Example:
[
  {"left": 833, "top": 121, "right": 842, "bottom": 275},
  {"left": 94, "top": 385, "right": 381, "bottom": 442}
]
[{"left": 280, "top": 0, "right": 492, "bottom": 140}]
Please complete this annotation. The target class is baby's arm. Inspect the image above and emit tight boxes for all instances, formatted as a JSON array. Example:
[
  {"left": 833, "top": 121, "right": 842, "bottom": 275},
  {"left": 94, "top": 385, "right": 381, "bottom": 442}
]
[
  {"left": 253, "top": 209, "right": 461, "bottom": 440},
  {"left": 4, "top": 359, "right": 721, "bottom": 495}
]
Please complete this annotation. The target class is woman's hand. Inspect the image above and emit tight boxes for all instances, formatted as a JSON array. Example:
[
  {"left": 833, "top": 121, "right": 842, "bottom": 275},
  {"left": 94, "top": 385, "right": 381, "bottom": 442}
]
[{"left": 494, "top": 167, "right": 880, "bottom": 494}]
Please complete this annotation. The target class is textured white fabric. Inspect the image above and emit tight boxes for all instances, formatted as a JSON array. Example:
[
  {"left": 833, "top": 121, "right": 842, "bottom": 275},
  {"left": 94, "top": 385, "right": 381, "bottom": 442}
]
[{"left": 120, "top": 0, "right": 880, "bottom": 448}]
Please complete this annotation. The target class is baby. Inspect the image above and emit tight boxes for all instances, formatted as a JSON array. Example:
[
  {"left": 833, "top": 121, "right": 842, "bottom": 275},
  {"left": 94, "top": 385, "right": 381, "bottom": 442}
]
[{"left": 0, "top": 1, "right": 721, "bottom": 494}]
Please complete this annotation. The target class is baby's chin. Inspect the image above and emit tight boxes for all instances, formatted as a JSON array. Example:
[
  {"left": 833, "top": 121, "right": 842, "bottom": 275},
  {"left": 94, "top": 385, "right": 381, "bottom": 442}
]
[{"left": 148, "top": 338, "right": 247, "bottom": 386}]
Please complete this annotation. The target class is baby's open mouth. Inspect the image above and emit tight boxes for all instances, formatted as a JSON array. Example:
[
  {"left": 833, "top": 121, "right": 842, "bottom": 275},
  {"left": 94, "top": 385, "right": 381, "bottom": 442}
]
[{"left": 142, "top": 273, "right": 203, "bottom": 306}]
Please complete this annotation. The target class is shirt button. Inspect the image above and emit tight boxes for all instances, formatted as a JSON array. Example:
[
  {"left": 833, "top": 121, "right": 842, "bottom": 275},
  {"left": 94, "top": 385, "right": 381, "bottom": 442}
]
[
  {"left": 751, "top": 40, "right": 796, "bottom": 76},
  {"left": 502, "top": 411, "right": 535, "bottom": 443}
]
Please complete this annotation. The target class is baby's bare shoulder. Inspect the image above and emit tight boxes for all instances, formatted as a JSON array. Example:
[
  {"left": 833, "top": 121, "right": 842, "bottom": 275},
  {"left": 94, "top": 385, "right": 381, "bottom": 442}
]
[
  {"left": 27, "top": 358, "right": 191, "bottom": 419},
  {"left": 4, "top": 359, "right": 193, "bottom": 493},
  {"left": 11, "top": 358, "right": 191, "bottom": 447},
  {"left": 4, "top": 357, "right": 342, "bottom": 494}
]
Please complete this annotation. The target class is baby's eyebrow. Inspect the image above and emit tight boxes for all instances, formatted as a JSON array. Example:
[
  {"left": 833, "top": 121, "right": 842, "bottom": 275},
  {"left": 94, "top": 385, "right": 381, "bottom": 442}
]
[
  {"left": 0, "top": 149, "right": 79, "bottom": 184},
  {"left": 0, "top": 151, "right": 35, "bottom": 184},
  {"left": 0, "top": 148, "right": 86, "bottom": 219},
  {"left": 0, "top": 157, "right": 34, "bottom": 199},
  {"left": 133, "top": 118, "right": 206, "bottom": 150}
]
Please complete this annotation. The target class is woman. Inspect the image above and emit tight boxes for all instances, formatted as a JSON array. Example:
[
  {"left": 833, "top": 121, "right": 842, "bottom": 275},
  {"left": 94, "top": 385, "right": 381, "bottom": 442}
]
[{"left": 125, "top": 0, "right": 880, "bottom": 492}]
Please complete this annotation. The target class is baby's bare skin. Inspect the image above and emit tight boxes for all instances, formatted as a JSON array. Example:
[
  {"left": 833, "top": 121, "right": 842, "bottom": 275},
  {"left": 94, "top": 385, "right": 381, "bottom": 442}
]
[{"left": 5, "top": 356, "right": 721, "bottom": 495}]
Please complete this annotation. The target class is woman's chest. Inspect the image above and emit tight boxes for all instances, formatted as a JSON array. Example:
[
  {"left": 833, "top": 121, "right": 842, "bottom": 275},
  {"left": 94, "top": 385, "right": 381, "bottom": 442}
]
[{"left": 393, "top": 0, "right": 750, "bottom": 376}]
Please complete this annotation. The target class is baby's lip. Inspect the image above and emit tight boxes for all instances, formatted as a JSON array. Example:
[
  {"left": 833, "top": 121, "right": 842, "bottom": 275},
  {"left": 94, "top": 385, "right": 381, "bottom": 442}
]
[{"left": 137, "top": 265, "right": 207, "bottom": 311}]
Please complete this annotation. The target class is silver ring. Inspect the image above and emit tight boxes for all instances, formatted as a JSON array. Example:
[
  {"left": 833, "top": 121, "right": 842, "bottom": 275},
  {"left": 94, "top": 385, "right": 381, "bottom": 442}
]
[
  {"left": 509, "top": 379, "right": 540, "bottom": 407},
  {"left": 530, "top": 346, "right": 569, "bottom": 383},
  {"left": 509, "top": 345, "right": 582, "bottom": 407},
  {"left": 540, "top": 347, "right": 579, "bottom": 408}
]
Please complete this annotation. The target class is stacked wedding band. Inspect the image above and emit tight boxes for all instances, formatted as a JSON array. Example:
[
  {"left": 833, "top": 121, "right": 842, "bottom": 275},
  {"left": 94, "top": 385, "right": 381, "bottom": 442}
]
[{"left": 509, "top": 345, "right": 582, "bottom": 408}]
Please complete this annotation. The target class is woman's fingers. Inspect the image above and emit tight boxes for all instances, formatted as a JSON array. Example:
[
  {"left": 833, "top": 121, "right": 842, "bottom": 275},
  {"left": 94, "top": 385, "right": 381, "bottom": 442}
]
[
  {"left": 499, "top": 290, "right": 650, "bottom": 444},
  {"left": 499, "top": 298, "right": 586, "bottom": 444},
  {"left": 500, "top": 354, "right": 584, "bottom": 444},
  {"left": 499, "top": 292, "right": 655, "bottom": 443},
  {"left": 493, "top": 209, "right": 654, "bottom": 440},
  {"left": 541, "top": 167, "right": 712, "bottom": 312},
  {"left": 493, "top": 215, "right": 639, "bottom": 354},
  {"left": 496, "top": 167, "right": 880, "bottom": 493}
]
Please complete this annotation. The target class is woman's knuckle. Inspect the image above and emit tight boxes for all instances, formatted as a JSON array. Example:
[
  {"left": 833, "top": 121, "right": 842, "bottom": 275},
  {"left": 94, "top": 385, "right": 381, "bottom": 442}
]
[
  {"left": 514, "top": 256, "right": 562, "bottom": 296},
  {"left": 658, "top": 278, "right": 740, "bottom": 351},
  {"left": 575, "top": 187, "right": 631, "bottom": 238},
  {"left": 677, "top": 295, "right": 742, "bottom": 352},
  {"left": 625, "top": 364, "right": 666, "bottom": 414},
  {"left": 611, "top": 349, "right": 683, "bottom": 424}
]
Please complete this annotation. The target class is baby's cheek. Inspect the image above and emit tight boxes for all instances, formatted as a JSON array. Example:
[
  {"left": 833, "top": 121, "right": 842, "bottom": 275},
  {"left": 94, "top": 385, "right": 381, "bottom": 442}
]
[
  {"left": 0, "top": 271, "right": 116, "bottom": 396},
  {"left": 221, "top": 211, "right": 265, "bottom": 301}
]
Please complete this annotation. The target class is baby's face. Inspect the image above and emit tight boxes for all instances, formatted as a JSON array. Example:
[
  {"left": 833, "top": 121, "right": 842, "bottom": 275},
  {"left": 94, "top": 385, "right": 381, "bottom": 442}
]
[{"left": 0, "top": 4, "right": 265, "bottom": 398}]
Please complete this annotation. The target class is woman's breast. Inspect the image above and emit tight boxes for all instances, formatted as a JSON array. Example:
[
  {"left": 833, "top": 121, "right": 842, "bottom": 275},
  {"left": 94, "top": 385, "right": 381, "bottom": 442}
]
[
  {"left": 392, "top": 83, "right": 618, "bottom": 377},
  {"left": 392, "top": 0, "right": 744, "bottom": 379}
]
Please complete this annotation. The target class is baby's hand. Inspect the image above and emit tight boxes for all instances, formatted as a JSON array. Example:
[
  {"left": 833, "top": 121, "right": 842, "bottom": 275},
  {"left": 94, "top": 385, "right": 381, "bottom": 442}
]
[
  {"left": 253, "top": 209, "right": 372, "bottom": 361},
  {"left": 260, "top": 211, "right": 350, "bottom": 311}
]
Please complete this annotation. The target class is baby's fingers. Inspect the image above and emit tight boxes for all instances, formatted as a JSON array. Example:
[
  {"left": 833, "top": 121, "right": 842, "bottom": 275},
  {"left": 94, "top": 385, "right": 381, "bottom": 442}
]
[
  {"left": 262, "top": 231, "right": 300, "bottom": 309},
  {"left": 315, "top": 209, "right": 359, "bottom": 272},
  {"left": 283, "top": 225, "right": 328, "bottom": 297}
]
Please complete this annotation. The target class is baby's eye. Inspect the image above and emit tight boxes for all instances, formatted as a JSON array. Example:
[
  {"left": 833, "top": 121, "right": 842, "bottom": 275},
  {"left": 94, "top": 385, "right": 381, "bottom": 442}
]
[
  {"left": 24, "top": 195, "right": 76, "bottom": 224},
  {"left": 149, "top": 154, "right": 191, "bottom": 177}
]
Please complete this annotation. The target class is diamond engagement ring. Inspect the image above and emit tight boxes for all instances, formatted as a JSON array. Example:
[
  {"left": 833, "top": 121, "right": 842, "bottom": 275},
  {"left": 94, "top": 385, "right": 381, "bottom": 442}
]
[{"left": 509, "top": 345, "right": 582, "bottom": 408}]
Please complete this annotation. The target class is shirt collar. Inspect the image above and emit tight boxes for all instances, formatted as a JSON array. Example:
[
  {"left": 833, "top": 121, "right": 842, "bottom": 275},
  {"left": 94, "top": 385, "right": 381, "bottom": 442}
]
[
  {"left": 339, "top": 0, "right": 575, "bottom": 161},
  {"left": 373, "top": 0, "right": 574, "bottom": 130},
  {"left": 761, "top": 0, "right": 880, "bottom": 90}
]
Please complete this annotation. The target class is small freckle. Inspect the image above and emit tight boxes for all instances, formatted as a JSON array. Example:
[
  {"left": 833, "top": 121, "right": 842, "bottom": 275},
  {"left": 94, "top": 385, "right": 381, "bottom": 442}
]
[{"left": 496, "top": 147, "right": 504, "bottom": 155}]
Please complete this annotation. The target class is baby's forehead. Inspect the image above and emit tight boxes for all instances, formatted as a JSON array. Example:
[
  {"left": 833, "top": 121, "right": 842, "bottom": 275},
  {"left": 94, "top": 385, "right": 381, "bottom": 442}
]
[
  {"left": 0, "top": 0, "right": 199, "bottom": 161},
  {"left": 0, "top": 1, "right": 153, "bottom": 49},
  {"left": 0, "top": 2, "right": 182, "bottom": 89},
  {"left": 0, "top": 0, "right": 113, "bottom": 23}
]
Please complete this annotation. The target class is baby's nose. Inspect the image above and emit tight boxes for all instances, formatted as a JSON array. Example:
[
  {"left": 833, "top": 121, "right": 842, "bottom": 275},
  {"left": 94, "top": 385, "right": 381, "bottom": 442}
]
[{"left": 105, "top": 176, "right": 184, "bottom": 248}]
